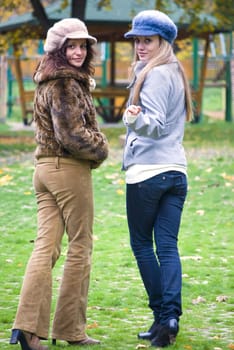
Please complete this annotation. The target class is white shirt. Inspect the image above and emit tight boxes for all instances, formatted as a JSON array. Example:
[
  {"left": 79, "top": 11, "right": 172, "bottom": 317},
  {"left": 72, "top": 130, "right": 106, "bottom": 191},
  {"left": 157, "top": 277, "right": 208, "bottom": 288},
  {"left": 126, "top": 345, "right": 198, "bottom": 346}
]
[{"left": 126, "top": 163, "right": 187, "bottom": 184}]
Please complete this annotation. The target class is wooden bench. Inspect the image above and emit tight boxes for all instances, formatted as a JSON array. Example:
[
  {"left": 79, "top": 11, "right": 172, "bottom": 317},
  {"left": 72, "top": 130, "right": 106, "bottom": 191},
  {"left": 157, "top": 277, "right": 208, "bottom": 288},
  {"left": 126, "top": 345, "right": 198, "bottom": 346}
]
[
  {"left": 20, "top": 87, "right": 129, "bottom": 125},
  {"left": 92, "top": 86, "right": 129, "bottom": 123},
  {"left": 20, "top": 90, "right": 35, "bottom": 125}
]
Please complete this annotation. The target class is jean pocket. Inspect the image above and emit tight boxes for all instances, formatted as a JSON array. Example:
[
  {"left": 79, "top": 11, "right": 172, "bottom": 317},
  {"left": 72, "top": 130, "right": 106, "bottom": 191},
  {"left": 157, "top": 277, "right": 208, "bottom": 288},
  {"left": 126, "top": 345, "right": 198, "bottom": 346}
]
[{"left": 174, "top": 174, "right": 187, "bottom": 197}]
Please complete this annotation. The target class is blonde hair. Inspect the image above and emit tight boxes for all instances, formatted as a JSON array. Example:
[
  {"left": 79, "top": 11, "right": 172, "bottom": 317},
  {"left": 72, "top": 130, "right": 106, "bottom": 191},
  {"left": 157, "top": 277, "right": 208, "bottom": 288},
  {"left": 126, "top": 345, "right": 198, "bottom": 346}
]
[{"left": 129, "top": 38, "right": 193, "bottom": 121}]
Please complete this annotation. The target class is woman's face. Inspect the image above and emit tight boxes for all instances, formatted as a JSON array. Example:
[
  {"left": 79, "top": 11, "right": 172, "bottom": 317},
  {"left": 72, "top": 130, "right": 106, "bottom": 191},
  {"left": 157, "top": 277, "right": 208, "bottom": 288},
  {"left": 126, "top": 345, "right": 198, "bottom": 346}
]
[
  {"left": 134, "top": 35, "right": 160, "bottom": 62},
  {"left": 66, "top": 38, "right": 87, "bottom": 67}
]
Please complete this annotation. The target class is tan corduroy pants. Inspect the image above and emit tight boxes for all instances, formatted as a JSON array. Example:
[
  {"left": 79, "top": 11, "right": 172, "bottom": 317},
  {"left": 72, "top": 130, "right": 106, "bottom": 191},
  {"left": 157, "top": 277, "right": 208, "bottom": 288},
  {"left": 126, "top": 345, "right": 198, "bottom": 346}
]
[{"left": 13, "top": 157, "right": 94, "bottom": 342}]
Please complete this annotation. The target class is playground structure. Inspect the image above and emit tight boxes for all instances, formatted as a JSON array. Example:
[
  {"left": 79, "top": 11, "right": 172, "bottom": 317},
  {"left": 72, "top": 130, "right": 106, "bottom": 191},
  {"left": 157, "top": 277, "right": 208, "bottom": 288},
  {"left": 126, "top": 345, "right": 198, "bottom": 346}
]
[
  {"left": 192, "top": 32, "right": 233, "bottom": 122},
  {"left": 0, "top": 0, "right": 233, "bottom": 124},
  {"left": 0, "top": 56, "right": 8, "bottom": 122}
]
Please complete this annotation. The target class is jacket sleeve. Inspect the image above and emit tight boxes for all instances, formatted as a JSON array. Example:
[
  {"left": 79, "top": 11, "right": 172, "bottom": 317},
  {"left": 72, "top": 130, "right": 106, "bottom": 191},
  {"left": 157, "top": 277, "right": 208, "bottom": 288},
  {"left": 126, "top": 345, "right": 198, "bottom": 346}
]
[
  {"left": 127, "top": 67, "right": 171, "bottom": 138},
  {"left": 49, "top": 79, "right": 108, "bottom": 163}
]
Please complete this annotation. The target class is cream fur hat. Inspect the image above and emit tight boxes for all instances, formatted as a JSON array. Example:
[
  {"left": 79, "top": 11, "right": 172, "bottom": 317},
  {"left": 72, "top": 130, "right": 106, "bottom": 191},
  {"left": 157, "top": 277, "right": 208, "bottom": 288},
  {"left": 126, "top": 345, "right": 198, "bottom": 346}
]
[{"left": 44, "top": 18, "right": 97, "bottom": 53}]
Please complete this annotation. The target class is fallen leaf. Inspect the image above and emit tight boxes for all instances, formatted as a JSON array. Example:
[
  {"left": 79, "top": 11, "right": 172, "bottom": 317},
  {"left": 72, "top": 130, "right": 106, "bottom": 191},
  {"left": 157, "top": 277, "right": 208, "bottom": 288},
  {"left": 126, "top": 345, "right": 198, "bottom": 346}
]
[
  {"left": 216, "top": 295, "right": 228, "bottom": 302},
  {"left": 116, "top": 189, "right": 124, "bottom": 195},
  {"left": 221, "top": 173, "right": 234, "bottom": 181},
  {"left": 105, "top": 173, "right": 119, "bottom": 179},
  {"left": 181, "top": 256, "right": 202, "bottom": 261},
  {"left": 192, "top": 296, "right": 206, "bottom": 304},
  {"left": 182, "top": 273, "right": 189, "bottom": 278},
  {"left": 136, "top": 344, "right": 148, "bottom": 349},
  {"left": 87, "top": 322, "right": 99, "bottom": 329},
  {"left": 117, "top": 179, "right": 125, "bottom": 185},
  {"left": 228, "top": 344, "right": 234, "bottom": 350},
  {"left": 0, "top": 174, "right": 13, "bottom": 186},
  {"left": 196, "top": 209, "right": 205, "bottom": 216}
]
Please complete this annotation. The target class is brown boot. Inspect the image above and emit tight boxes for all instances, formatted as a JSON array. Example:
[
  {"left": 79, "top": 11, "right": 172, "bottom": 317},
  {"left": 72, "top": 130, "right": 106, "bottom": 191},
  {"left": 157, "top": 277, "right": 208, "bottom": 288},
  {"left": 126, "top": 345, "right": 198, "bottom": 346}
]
[
  {"left": 10, "top": 329, "right": 48, "bottom": 350},
  {"left": 68, "top": 337, "right": 100, "bottom": 346},
  {"left": 23, "top": 332, "right": 49, "bottom": 350}
]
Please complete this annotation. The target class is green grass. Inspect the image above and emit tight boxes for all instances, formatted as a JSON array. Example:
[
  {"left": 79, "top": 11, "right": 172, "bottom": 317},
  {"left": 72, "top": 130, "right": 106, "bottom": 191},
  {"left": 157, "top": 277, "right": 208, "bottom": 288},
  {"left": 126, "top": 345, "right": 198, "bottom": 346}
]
[
  {"left": 0, "top": 119, "right": 234, "bottom": 349},
  {"left": 202, "top": 86, "right": 225, "bottom": 112}
]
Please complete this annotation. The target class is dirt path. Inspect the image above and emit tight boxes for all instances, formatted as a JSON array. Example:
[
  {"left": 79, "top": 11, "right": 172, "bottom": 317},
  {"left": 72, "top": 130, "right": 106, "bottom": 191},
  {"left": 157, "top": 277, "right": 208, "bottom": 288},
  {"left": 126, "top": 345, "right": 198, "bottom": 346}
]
[
  {"left": 0, "top": 145, "right": 233, "bottom": 167},
  {"left": 1, "top": 122, "right": 233, "bottom": 166}
]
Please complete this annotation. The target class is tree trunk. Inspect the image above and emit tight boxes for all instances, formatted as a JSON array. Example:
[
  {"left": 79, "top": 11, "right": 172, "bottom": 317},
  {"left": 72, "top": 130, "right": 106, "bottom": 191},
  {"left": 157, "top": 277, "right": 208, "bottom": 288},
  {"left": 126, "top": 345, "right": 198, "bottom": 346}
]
[{"left": 71, "top": 0, "right": 87, "bottom": 19}]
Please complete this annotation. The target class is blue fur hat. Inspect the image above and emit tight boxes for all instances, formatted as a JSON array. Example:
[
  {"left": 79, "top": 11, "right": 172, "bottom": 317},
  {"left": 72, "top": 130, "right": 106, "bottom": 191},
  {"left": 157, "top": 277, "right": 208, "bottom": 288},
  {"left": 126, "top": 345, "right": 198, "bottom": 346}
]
[{"left": 124, "top": 10, "right": 177, "bottom": 44}]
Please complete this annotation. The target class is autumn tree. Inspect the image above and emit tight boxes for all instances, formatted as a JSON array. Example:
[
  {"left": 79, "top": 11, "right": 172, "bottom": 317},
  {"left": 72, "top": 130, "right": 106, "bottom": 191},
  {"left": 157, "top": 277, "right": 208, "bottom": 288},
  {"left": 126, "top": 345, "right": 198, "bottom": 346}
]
[
  {"left": 97, "top": 0, "right": 234, "bottom": 33},
  {"left": 0, "top": 0, "right": 233, "bottom": 52}
]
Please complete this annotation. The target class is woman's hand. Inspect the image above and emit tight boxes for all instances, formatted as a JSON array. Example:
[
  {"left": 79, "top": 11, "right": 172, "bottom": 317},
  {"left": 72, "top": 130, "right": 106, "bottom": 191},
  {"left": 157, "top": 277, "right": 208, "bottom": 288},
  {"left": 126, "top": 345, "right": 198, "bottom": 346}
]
[
  {"left": 123, "top": 105, "right": 142, "bottom": 125},
  {"left": 126, "top": 105, "right": 142, "bottom": 116}
]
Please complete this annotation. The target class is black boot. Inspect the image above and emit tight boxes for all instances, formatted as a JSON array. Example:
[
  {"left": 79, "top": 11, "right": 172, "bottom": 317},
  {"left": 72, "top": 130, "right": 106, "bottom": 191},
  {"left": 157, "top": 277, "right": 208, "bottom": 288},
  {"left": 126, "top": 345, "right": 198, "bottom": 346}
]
[
  {"left": 151, "top": 319, "right": 179, "bottom": 347},
  {"left": 138, "top": 320, "right": 161, "bottom": 340}
]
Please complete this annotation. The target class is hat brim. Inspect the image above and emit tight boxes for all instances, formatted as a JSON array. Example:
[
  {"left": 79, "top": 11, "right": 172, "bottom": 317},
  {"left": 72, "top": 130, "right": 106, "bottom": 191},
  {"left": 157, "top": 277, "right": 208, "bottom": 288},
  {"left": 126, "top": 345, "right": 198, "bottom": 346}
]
[
  {"left": 124, "top": 29, "right": 160, "bottom": 38},
  {"left": 66, "top": 31, "right": 97, "bottom": 44}
]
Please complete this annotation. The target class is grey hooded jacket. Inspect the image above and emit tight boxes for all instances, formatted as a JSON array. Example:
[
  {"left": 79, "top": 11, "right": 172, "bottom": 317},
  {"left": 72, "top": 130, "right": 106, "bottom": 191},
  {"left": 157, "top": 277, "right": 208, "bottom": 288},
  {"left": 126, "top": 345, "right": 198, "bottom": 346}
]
[{"left": 122, "top": 61, "right": 187, "bottom": 170}]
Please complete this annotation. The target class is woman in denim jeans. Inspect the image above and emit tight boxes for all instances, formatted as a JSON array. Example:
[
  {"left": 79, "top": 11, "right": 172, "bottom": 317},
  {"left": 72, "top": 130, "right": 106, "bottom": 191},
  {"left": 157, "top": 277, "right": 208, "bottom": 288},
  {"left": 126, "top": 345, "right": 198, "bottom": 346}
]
[{"left": 122, "top": 10, "right": 193, "bottom": 348}]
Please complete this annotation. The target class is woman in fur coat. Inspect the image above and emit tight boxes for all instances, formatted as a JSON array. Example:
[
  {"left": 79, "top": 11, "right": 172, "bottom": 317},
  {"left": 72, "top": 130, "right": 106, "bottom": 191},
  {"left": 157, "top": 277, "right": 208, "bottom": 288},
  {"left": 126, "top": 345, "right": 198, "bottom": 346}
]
[{"left": 10, "top": 18, "right": 108, "bottom": 350}]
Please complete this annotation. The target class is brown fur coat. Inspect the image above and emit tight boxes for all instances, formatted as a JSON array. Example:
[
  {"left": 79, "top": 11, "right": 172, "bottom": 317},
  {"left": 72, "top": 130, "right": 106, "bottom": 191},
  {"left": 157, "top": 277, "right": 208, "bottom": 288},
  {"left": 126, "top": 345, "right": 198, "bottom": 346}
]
[{"left": 33, "top": 60, "right": 108, "bottom": 168}]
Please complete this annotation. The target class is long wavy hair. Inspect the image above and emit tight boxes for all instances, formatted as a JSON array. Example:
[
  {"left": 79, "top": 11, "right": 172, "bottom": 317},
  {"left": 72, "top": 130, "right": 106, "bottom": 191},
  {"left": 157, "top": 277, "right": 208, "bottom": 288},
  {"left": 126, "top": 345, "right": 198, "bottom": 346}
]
[
  {"left": 33, "top": 39, "right": 95, "bottom": 81},
  {"left": 129, "top": 38, "right": 193, "bottom": 121}
]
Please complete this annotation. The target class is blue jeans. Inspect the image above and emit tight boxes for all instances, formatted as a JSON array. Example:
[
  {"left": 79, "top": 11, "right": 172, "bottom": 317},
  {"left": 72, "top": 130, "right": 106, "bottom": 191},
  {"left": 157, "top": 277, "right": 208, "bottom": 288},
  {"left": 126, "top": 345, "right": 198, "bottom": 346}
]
[{"left": 126, "top": 171, "right": 187, "bottom": 325}]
